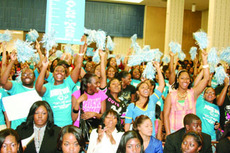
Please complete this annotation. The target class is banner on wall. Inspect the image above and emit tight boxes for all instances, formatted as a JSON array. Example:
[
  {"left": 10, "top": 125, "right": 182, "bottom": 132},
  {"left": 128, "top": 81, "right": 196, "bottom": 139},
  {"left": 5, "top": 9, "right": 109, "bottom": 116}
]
[{"left": 45, "top": 0, "right": 85, "bottom": 44}]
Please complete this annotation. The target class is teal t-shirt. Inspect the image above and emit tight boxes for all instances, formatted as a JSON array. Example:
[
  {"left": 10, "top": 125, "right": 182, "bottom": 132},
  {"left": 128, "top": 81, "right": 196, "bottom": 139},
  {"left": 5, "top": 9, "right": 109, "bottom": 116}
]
[
  {"left": 43, "top": 76, "right": 75, "bottom": 127},
  {"left": 0, "top": 88, "right": 9, "bottom": 125},
  {"left": 131, "top": 79, "right": 141, "bottom": 88},
  {"left": 8, "top": 81, "right": 35, "bottom": 129},
  {"left": 196, "top": 95, "right": 220, "bottom": 140}
]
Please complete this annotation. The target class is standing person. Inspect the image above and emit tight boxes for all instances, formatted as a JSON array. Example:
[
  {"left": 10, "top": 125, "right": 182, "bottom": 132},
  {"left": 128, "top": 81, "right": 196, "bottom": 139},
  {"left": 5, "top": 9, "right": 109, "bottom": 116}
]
[
  {"left": 118, "top": 71, "right": 136, "bottom": 106},
  {"left": 216, "top": 121, "right": 230, "bottom": 153},
  {"left": 0, "top": 51, "right": 36, "bottom": 129},
  {"left": 106, "top": 78, "right": 127, "bottom": 122},
  {"left": 35, "top": 36, "right": 87, "bottom": 127},
  {"left": 57, "top": 125, "right": 85, "bottom": 153},
  {"left": 87, "top": 110, "right": 124, "bottom": 153},
  {"left": 164, "top": 51, "right": 209, "bottom": 135},
  {"left": 0, "top": 128, "right": 23, "bottom": 153},
  {"left": 181, "top": 131, "right": 203, "bottom": 153},
  {"left": 16, "top": 101, "right": 60, "bottom": 153},
  {"left": 116, "top": 130, "right": 144, "bottom": 153},
  {"left": 164, "top": 114, "right": 212, "bottom": 153},
  {"left": 124, "top": 61, "right": 164, "bottom": 136},
  {"left": 133, "top": 115, "right": 163, "bottom": 153},
  {"left": 0, "top": 87, "right": 9, "bottom": 130}
]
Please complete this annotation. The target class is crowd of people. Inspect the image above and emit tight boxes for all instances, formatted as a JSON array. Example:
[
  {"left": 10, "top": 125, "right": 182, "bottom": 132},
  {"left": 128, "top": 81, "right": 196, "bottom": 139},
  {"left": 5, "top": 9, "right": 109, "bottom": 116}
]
[{"left": 0, "top": 34, "right": 230, "bottom": 153}]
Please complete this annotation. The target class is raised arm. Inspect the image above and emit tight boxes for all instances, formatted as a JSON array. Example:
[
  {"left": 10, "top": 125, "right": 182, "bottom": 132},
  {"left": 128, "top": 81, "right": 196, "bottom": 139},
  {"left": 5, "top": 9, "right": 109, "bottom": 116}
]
[
  {"left": 193, "top": 51, "right": 209, "bottom": 100},
  {"left": 169, "top": 52, "right": 176, "bottom": 85},
  {"left": 164, "top": 93, "right": 172, "bottom": 136},
  {"left": 99, "top": 49, "right": 107, "bottom": 89},
  {"left": 72, "top": 93, "right": 88, "bottom": 121},
  {"left": 35, "top": 58, "right": 48, "bottom": 97},
  {"left": 0, "top": 51, "right": 16, "bottom": 90},
  {"left": 193, "top": 70, "right": 203, "bottom": 87},
  {"left": 70, "top": 36, "right": 87, "bottom": 83},
  {"left": 216, "top": 77, "right": 229, "bottom": 106},
  {"left": 35, "top": 40, "right": 44, "bottom": 61},
  {"left": 154, "top": 61, "right": 165, "bottom": 93},
  {"left": 1, "top": 42, "right": 7, "bottom": 76}
]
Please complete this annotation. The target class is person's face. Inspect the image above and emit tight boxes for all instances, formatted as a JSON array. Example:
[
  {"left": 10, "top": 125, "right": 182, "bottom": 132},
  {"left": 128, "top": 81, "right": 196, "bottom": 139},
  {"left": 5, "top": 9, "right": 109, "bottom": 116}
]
[
  {"left": 109, "top": 58, "right": 117, "bottom": 67},
  {"left": 137, "top": 119, "right": 153, "bottom": 137},
  {"left": 34, "top": 105, "right": 48, "bottom": 128},
  {"left": 85, "top": 62, "right": 93, "bottom": 73},
  {"left": 88, "top": 76, "right": 100, "bottom": 93},
  {"left": 107, "top": 67, "right": 116, "bottom": 79},
  {"left": 177, "top": 72, "right": 190, "bottom": 90},
  {"left": 126, "top": 138, "right": 141, "bottom": 153},
  {"left": 203, "top": 88, "right": 216, "bottom": 103},
  {"left": 189, "top": 68, "right": 194, "bottom": 74},
  {"left": 94, "top": 65, "right": 101, "bottom": 78},
  {"left": 104, "top": 113, "right": 117, "bottom": 130},
  {"left": 165, "top": 70, "right": 170, "bottom": 79},
  {"left": 62, "top": 133, "right": 80, "bottom": 153},
  {"left": 53, "top": 66, "right": 66, "bottom": 82},
  {"left": 1, "top": 135, "right": 19, "bottom": 153},
  {"left": 132, "top": 69, "right": 140, "bottom": 79},
  {"left": 186, "top": 120, "right": 202, "bottom": 134},
  {"left": 137, "top": 83, "right": 150, "bottom": 98},
  {"left": 122, "top": 74, "right": 132, "bottom": 86},
  {"left": 109, "top": 79, "right": 121, "bottom": 94},
  {"left": 21, "top": 69, "right": 35, "bottom": 85},
  {"left": 178, "top": 66, "right": 183, "bottom": 71},
  {"left": 181, "top": 135, "right": 201, "bottom": 153}
]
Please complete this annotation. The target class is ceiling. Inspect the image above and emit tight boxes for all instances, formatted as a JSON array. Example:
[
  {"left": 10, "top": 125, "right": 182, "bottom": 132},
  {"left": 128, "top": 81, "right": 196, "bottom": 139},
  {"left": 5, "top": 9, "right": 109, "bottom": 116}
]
[{"left": 88, "top": 0, "right": 209, "bottom": 11}]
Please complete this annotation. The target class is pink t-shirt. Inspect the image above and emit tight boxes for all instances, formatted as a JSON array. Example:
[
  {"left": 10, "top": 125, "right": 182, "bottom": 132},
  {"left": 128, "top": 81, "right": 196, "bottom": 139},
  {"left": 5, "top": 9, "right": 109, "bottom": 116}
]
[{"left": 72, "top": 90, "right": 108, "bottom": 127}]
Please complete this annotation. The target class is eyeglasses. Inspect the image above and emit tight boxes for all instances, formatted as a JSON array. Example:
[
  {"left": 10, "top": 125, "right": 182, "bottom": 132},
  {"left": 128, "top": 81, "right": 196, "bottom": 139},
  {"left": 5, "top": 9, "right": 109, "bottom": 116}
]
[{"left": 22, "top": 73, "right": 34, "bottom": 77}]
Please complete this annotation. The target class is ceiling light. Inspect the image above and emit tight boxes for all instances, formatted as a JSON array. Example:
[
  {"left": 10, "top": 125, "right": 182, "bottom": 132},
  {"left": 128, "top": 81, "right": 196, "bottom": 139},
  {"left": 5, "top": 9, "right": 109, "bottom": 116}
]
[
  {"left": 113, "top": 0, "right": 143, "bottom": 3},
  {"left": 192, "top": 3, "right": 196, "bottom": 12}
]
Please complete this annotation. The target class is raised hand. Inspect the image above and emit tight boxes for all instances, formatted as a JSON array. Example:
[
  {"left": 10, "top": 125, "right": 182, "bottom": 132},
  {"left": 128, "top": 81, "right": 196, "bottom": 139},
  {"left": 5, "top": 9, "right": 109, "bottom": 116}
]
[
  {"left": 79, "top": 35, "right": 87, "bottom": 54},
  {"left": 10, "top": 50, "right": 17, "bottom": 61},
  {"left": 42, "top": 57, "right": 49, "bottom": 68},
  {"left": 35, "top": 40, "right": 40, "bottom": 51}
]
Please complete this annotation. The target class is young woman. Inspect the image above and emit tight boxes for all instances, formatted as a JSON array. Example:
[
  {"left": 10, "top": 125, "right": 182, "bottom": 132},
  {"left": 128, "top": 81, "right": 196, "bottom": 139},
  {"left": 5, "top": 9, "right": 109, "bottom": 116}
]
[
  {"left": 106, "top": 78, "right": 126, "bottom": 122},
  {"left": 57, "top": 125, "right": 85, "bottom": 153},
  {"left": 181, "top": 131, "right": 203, "bottom": 153},
  {"left": 87, "top": 110, "right": 124, "bottom": 153},
  {"left": 116, "top": 130, "right": 144, "bottom": 153},
  {"left": 164, "top": 51, "right": 209, "bottom": 136},
  {"left": 0, "top": 128, "right": 23, "bottom": 153},
  {"left": 106, "top": 66, "right": 117, "bottom": 82},
  {"left": 124, "top": 61, "right": 165, "bottom": 137},
  {"left": 130, "top": 68, "right": 141, "bottom": 88},
  {"left": 133, "top": 115, "right": 163, "bottom": 153},
  {"left": 16, "top": 101, "right": 61, "bottom": 153},
  {"left": 118, "top": 71, "right": 136, "bottom": 105}
]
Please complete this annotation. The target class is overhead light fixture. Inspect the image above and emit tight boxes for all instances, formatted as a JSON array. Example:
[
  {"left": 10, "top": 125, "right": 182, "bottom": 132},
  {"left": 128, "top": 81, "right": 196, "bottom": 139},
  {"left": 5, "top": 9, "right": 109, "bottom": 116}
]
[
  {"left": 113, "top": 0, "right": 143, "bottom": 3},
  {"left": 192, "top": 3, "right": 196, "bottom": 12}
]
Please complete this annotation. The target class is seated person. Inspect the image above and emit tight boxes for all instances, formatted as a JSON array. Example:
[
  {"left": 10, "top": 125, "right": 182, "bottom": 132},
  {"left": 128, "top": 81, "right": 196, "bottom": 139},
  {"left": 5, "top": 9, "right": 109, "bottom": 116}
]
[
  {"left": 164, "top": 113, "right": 212, "bottom": 153},
  {"left": 181, "top": 131, "right": 203, "bottom": 153}
]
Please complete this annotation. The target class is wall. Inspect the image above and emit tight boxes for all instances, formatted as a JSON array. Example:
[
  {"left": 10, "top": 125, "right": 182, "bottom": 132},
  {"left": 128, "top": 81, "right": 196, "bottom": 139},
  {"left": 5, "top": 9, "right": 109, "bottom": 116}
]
[{"left": 201, "top": 10, "right": 209, "bottom": 32}]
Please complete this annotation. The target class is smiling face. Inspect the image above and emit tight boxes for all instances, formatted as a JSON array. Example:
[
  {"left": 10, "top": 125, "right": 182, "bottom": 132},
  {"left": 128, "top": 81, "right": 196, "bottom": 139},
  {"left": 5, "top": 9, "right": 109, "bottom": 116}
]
[
  {"left": 53, "top": 66, "right": 66, "bottom": 83},
  {"left": 137, "top": 119, "right": 153, "bottom": 137},
  {"left": 107, "top": 67, "right": 116, "bottom": 79},
  {"left": 132, "top": 69, "right": 140, "bottom": 80},
  {"left": 34, "top": 105, "right": 48, "bottom": 128},
  {"left": 104, "top": 113, "right": 117, "bottom": 130},
  {"left": 137, "top": 82, "right": 150, "bottom": 98},
  {"left": 109, "top": 58, "right": 117, "bottom": 67},
  {"left": 94, "top": 65, "right": 101, "bottom": 78},
  {"left": 126, "top": 138, "right": 141, "bottom": 153},
  {"left": 181, "top": 135, "right": 201, "bottom": 153},
  {"left": 177, "top": 72, "right": 190, "bottom": 90},
  {"left": 87, "top": 76, "right": 100, "bottom": 94},
  {"left": 21, "top": 68, "right": 35, "bottom": 87},
  {"left": 122, "top": 74, "right": 132, "bottom": 86},
  {"left": 1, "top": 135, "right": 19, "bottom": 153},
  {"left": 203, "top": 87, "right": 216, "bottom": 103},
  {"left": 62, "top": 133, "right": 80, "bottom": 153},
  {"left": 109, "top": 79, "right": 121, "bottom": 94}
]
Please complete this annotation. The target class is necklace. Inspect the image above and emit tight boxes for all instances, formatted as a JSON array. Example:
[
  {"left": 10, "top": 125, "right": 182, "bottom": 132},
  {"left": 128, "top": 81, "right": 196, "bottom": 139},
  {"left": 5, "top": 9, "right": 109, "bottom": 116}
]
[{"left": 177, "top": 91, "right": 188, "bottom": 99}]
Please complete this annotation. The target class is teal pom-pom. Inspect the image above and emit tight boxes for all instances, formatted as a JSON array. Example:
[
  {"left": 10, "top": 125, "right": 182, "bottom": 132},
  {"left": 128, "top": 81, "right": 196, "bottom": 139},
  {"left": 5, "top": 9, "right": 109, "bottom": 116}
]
[
  {"left": 40, "top": 30, "right": 57, "bottom": 57},
  {"left": 84, "top": 28, "right": 97, "bottom": 45},
  {"left": 15, "top": 39, "right": 36, "bottom": 63},
  {"left": 26, "top": 29, "right": 39, "bottom": 42},
  {"left": 208, "top": 47, "right": 219, "bottom": 65},
  {"left": 106, "top": 36, "right": 115, "bottom": 51},
  {"left": 153, "top": 49, "right": 163, "bottom": 62},
  {"left": 92, "top": 49, "right": 100, "bottom": 63},
  {"left": 95, "top": 30, "right": 106, "bottom": 50},
  {"left": 64, "top": 44, "right": 73, "bottom": 56},
  {"left": 214, "top": 66, "right": 227, "bottom": 85},
  {"left": 178, "top": 51, "right": 186, "bottom": 61},
  {"left": 189, "top": 47, "right": 197, "bottom": 60},
  {"left": 193, "top": 31, "right": 208, "bottom": 50},
  {"left": 0, "top": 30, "right": 12, "bottom": 42},
  {"left": 142, "top": 62, "right": 156, "bottom": 80},
  {"left": 128, "top": 54, "right": 143, "bottom": 67},
  {"left": 169, "top": 41, "right": 181, "bottom": 54},
  {"left": 220, "top": 47, "right": 230, "bottom": 64},
  {"left": 162, "top": 55, "right": 170, "bottom": 64},
  {"left": 33, "top": 53, "right": 40, "bottom": 64},
  {"left": 130, "top": 34, "right": 141, "bottom": 54},
  {"left": 56, "top": 50, "right": 63, "bottom": 58},
  {"left": 209, "top": 63, "right": 216, "bottom": 73}
]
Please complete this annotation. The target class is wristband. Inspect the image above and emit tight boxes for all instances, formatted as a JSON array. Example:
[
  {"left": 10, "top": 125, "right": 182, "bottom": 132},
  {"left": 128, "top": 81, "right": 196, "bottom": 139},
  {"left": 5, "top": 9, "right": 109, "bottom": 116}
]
[
  {"left": 78, "top": 53, "right": 84, "bottom": 56},
  {"left": 73, "top": 108, "right": 79, "bottom": 113},
  {"left": 202, "top": 64, "right": 209, "bottom": 68}
]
